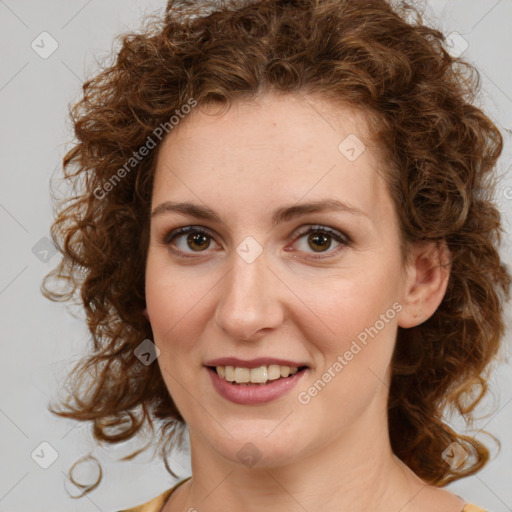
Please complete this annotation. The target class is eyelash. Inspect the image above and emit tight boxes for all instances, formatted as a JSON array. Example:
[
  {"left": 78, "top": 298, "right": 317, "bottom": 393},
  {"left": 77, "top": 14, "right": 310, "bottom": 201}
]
[{"left": 161, "top": 225, "right": 352, "bottom": 260}]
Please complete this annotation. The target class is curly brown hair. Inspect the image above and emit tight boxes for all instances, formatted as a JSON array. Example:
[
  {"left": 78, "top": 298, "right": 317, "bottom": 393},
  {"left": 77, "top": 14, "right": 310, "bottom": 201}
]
[{"left": 43, "top": 0, "right": 511, "bottom": 491}]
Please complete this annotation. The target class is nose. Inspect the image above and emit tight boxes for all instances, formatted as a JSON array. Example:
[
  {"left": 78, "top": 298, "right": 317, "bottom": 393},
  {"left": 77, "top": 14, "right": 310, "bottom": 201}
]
[{"left": 214, "top": 251, "right": 285, "bottom": 341}]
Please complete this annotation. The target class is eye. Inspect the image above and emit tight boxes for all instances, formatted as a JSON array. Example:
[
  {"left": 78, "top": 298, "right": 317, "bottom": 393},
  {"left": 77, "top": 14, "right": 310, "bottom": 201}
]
[
  {"left": 290, "top": 225, "right": 351, "bottom": 258},
  {"left": 161, "top": 226, "right": 219, "bottom": 255},
  {"left": 160, "top": 224, "right": 351, "bottom": 259}
]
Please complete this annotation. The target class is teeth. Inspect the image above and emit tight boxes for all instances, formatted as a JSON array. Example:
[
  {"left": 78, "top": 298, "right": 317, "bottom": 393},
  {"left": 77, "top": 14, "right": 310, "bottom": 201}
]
[
  {"left": 234, "top": 367, "right": 250, "bottom": 383},
  {"left": 268, "top": 364, "right": 281, "bottom": 380},
  {"left": 215, "top": 364, "right": 301, "bottom": 384},
  {"left": 250, "top": 365, "right": 267, "bottom": 383},
  {"left": 225, "top": 366, "right": 235, "bottom": 382}
]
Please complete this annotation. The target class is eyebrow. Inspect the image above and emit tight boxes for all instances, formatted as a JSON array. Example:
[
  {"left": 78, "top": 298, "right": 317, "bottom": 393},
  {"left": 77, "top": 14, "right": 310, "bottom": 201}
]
[{"left": 151, "top": 199, "right": 368, "bottom": 226}]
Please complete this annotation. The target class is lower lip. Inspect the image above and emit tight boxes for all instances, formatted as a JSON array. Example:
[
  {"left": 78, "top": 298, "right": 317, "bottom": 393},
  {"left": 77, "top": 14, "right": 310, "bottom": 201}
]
[{"left": 206, "top": 367, "right": 307, "bottom": 405}]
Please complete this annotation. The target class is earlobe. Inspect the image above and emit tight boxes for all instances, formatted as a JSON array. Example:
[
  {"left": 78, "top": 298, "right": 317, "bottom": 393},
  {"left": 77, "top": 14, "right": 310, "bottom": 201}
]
[
  {"left": 143, "top": 308, "right": 150, "bottom": 321},
  {"left": 397, "top": 241, "right": 451, "bottom": 329}
]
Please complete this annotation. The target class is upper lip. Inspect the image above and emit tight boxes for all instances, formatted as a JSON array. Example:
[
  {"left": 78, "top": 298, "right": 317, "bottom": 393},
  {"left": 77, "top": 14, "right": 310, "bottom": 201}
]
[{"left": 204, "top": 357, "right": 309, "bottom": 369}]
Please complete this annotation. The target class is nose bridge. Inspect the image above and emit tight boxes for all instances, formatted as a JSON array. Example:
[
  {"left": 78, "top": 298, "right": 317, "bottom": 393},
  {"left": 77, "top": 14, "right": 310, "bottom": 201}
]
[{"left": 214, "top": 249, "right": 283, "bottom": 340}]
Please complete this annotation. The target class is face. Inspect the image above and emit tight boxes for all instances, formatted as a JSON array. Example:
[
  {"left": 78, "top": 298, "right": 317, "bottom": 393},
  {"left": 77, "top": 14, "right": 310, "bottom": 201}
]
[{"left": 145, "top": 93, "right": 411, "bottom": 468}]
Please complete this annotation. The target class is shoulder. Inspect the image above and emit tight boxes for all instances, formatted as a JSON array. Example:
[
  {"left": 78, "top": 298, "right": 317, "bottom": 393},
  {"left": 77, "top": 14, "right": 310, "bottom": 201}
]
[
  {"left": 117, "top": 489, "right": 174, "bottom": 512},
  {"left": 114, "top": 483, "right": 488, "bottom": 512},
  {"left": 117, "top": 477, "right": 191, "bottom": 512},
  {"left": 463, "top": 504, "right": 489, "bottom": 512}
]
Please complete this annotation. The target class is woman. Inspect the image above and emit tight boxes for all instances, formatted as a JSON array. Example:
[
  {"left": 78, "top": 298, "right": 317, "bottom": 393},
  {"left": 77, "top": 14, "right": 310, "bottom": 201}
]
[{"left": 43, "top": 0, "right": 511, "bottom": 510}]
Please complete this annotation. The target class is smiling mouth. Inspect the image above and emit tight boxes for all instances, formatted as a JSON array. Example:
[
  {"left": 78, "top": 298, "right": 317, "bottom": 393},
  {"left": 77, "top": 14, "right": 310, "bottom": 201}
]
[{"left": 209, "top": 364, "right": 308, "bottom": 385}]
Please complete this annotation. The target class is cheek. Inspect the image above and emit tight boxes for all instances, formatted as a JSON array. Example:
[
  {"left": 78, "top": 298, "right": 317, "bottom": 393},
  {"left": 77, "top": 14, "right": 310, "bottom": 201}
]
[
  {"left": 145, "top": 255, "right": 222, "bottom": 380},
  {"left": 144, "top": 260, "right": 209, "bottom": 409},
  {"left": 303, "top": 267, "right": 400, "bottom": 387},
  {"left": 312, "top": 268, "right": 398, "bottom": 337},
  {"left": 297, "top": 277, "right": 399, "bottom": 414}
]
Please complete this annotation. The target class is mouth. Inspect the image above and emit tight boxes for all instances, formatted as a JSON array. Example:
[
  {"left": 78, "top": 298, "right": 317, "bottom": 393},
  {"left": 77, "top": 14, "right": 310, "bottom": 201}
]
[
  {"left": 208, "top": 364, "right": 309, "bottom": 385},
  {"left": 204, "top": 357, "right": 310, "bottom": 404}
]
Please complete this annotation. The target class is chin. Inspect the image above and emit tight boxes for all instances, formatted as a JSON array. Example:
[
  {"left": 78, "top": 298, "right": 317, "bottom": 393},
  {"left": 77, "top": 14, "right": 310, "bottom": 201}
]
[{"left": 203, "top": 425, "right": 307, "bottom": 470}]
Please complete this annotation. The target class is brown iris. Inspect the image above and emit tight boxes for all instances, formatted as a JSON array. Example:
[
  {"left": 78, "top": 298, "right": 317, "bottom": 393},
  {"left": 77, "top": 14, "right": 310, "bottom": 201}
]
[
  {"left": 308, "top": 232, "right": 331, "bottom": 252},
  {"left": 187, "top": 232, "right": 210, "bottom": 251}
]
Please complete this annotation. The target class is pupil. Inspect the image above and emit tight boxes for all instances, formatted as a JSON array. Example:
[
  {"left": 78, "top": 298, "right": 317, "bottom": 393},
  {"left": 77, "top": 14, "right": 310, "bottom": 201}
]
[
  {"left": 309, "top": 233, "right": 331, "bottom": 252},
  {"left": 188, "top": 232, "right": 210, "bottom": 251}
]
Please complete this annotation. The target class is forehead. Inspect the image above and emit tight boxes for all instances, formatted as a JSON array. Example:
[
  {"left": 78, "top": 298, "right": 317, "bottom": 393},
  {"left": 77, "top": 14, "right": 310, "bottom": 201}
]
[{"left": 152, "top": 94, "right": 392, "bottom": 225}]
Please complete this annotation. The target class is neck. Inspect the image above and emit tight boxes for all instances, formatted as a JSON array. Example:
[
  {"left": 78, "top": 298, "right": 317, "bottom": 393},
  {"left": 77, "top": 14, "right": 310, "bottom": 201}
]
[{"left": 168, "top": 412, "right": 431, "bottom": 512}]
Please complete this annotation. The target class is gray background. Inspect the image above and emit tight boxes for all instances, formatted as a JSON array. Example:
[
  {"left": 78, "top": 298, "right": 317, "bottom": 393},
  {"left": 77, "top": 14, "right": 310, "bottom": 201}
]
[{"left": 1, "top": 1, "right": 511, "bottom": 511}]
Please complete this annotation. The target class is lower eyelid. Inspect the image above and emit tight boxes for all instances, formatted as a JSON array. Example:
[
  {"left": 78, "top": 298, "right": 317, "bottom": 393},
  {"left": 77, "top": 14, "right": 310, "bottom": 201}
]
[{"left": 292, "top": 237, "right": 347, "bottom": 257}]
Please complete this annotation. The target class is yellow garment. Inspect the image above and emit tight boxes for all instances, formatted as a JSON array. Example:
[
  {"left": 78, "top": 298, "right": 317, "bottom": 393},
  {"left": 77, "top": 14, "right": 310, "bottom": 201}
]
[
  {"left": 118, "top": 478, "right": 487, "bottom": 512},
  {"left": 118, "top": 478, "right": 190, "bottom": 512}
]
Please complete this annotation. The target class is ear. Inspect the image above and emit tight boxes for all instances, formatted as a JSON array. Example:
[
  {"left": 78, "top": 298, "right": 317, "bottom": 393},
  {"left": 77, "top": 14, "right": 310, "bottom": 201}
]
[
  {"left": 143, "top": 308, "right": 150, "bottom": 321},
  {"left": 397, "top": 241, "right": 451, "bottom": 328}
]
